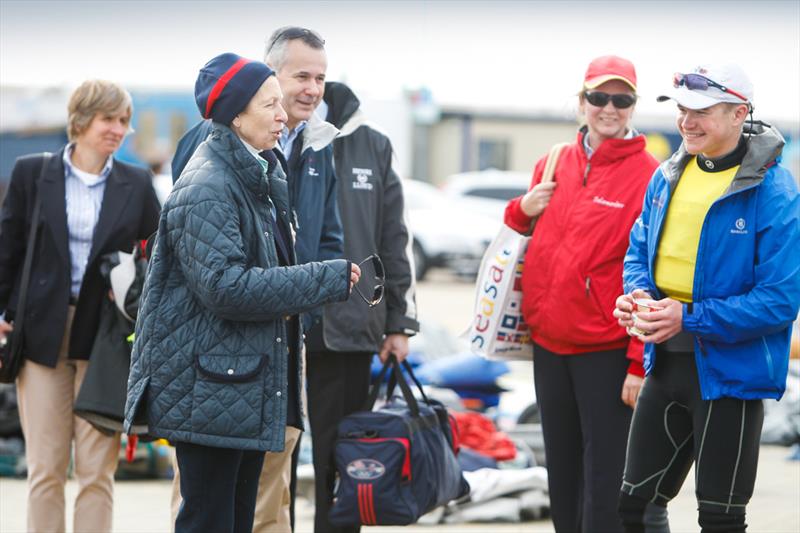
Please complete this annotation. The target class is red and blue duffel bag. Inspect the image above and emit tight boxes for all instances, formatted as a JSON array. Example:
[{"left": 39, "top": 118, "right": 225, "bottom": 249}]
[{"left": 329, "top": 355, "right": 470, "bottom": 526}]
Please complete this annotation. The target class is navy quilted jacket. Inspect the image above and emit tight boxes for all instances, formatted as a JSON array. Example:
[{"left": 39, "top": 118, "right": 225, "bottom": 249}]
[{"left": 124, "top": 124, "right": 350, "bottom": 451}]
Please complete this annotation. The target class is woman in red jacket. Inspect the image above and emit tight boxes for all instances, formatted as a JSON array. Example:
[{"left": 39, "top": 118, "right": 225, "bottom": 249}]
[{"left": 504, "top": 56, "right": 659, "bottom": 533}]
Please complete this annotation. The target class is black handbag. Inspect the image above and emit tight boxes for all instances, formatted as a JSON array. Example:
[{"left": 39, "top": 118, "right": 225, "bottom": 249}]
[
  {"left": 74, "top": 246, "right": 149, "bottom": 435},
  {"left": 0, "top": 154, "right": 49, "bottom": 384}
]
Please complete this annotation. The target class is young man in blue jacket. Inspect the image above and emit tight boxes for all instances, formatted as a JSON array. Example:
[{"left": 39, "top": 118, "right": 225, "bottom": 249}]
[{"left": 613, "top": 64, "right": 800, "bottom": 532}]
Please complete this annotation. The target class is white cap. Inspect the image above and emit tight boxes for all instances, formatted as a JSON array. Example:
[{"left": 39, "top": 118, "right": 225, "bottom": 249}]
[{"left": 657, "top": 63, "right": 754, "bottom": 110}]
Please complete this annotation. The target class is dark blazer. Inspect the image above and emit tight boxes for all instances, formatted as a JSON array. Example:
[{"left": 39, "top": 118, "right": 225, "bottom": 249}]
[{"left": 0, "top": 148, "right": 160, "bottom": 368}]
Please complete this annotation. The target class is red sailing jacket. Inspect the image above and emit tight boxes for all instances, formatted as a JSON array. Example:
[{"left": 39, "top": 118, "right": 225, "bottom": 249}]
[{"left": 504, "top": 130, "right": 658, "bottom": 375}]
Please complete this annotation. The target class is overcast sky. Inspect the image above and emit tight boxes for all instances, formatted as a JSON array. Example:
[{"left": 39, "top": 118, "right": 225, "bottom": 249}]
[{"left": 1, "top": 0, "right": 798, "bottom": 124}]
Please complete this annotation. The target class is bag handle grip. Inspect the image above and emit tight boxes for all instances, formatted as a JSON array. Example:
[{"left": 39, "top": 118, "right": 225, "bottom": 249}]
[
  {"left": 528, "top": 142, "right": 569, "bottom": 234},
  {"left": 364, "top": 354, "right": 422, "bottom": 417}
]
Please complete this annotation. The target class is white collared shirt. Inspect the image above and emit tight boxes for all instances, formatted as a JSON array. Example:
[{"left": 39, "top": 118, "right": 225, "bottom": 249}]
[
  {"left": 279, "top": 121, "right": 307, "bottom": 160},
  {"left": 62, "top": 144, "right": 112, "bottom": 298}
]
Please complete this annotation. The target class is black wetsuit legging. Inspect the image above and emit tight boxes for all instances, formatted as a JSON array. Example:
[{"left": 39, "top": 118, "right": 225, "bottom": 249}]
[{"left": 618, "top": 348, "right": 764, "bottom": 533}]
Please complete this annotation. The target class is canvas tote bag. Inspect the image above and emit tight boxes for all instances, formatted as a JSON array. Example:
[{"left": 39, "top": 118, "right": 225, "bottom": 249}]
[{"left": 465, "top": 142, "right": 568, "bottom": 360}]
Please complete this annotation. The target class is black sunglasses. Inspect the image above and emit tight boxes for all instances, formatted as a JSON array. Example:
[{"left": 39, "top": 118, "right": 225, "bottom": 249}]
[
  {"left": 584, "top": 91, "right": 637, "bottom": 109},
  {"left": 353, "top": 254, "right": 385, "bottom": 308}
]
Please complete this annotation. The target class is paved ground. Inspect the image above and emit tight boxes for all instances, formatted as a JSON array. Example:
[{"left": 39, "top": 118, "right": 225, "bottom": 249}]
[
  {"left": 2, "top": 444, "right": 798, "bottom": 532},
  {"left": 1, "top": 270, "right": 798, "bottom": 532}
]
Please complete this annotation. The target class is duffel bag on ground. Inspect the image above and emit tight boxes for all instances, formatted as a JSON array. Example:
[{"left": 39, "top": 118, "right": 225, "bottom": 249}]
[{"left": 329, "top": 355, "right": 470, "bottom": 526}]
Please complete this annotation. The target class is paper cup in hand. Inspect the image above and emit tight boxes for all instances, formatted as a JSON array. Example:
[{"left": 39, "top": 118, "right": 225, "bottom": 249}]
[{"left": 627, "top": 298, "right": 661, "bottom": 338}]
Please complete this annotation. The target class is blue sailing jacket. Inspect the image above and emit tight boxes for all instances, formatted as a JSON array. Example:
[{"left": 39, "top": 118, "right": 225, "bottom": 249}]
[{"left": 624, "top": 122, "right": 800, "bottom": 400}]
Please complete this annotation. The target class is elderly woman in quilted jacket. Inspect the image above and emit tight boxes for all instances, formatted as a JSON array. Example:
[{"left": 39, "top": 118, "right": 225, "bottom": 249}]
[{"left": 124, "top": 53, "right": 359, "bottom": 533}]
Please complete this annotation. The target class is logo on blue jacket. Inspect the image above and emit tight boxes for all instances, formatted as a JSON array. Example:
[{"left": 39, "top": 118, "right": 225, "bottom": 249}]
[
  {"left": 731, "top": 218, "right": 748, "bottom": 235},
  {"left": 346, "top": 458, "right": 386, "bottom": 480}
]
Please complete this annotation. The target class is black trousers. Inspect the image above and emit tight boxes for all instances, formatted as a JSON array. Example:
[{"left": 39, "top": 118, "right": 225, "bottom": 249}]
[
  {"left": 533, "top": 343, "right": 633, "bottom": 533},
  {"left": 619, "top": 350, "right": 764, "bottom": 533},
  {"left": 174, "top": 441, "right": 265, "bottom": 533},
  {"left": 306, "top": 350, "right": 373, "bottom": 533}
]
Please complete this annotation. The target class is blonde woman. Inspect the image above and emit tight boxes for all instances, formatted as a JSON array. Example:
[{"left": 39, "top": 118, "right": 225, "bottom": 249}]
[
  {"left": 0, "top": 79, "right": 160, "bottom": 532},
  {"left": 504, "top": 56, "right": 659, "bottom": 532}
]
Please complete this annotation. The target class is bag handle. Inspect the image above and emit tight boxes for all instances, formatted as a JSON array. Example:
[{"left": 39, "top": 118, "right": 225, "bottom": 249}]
[
  {"left": 529, "top": 142, "right": 569, "bottom": 234},
  {"left": 364, "top": 354, "right": 422, "bottom": 417},
  {"left": 365, "top": 357, "right": 393, "bottom": 410},
  {"left": 12, "top": 153, "right": 50, "bottom": 335},
  {"left": 386, "top": 358, "right": 431, "bottom": 406},
  {"left": 540, "top": 142, "right": 569, "bottom": 184}
]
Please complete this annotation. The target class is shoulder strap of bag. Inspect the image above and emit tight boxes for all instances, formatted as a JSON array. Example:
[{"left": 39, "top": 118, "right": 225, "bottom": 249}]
[
  {"left": 540, "top": 142, "right": 570, "bottom": 184},
  {"left": 528, "top": 142, "right": 569, "bottom": 234},
  {"left": 13, "top": 153, "right": 50, "bottom": 333}
]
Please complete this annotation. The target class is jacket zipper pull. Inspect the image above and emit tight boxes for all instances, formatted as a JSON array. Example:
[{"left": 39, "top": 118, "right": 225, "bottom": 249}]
[
  {"left": 585, "top": 276, "right": 591, "bottom": 297},
  {"left": 292, "top": 209, "right": 300, "bottom": 232},
  {"left": 583, "top": 163, "right": 591, "bottom": 186}
]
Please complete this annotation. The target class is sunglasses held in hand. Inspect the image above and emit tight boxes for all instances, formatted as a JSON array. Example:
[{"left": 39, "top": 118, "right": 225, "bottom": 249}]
[
  {"left": 353, "top": 254, "right": 385, "bottom": 307},
  {"left": 583, "top": 91, "right": 637, "bottom": 109}
]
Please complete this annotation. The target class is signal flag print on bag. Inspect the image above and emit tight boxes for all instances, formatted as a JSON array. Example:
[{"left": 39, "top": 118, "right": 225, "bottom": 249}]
[
  {"left": 466, "top": 225, "right": 532, "bottom": 360},
  {"left": 465, "top": 142, "right": 569, "bottom": 361}
]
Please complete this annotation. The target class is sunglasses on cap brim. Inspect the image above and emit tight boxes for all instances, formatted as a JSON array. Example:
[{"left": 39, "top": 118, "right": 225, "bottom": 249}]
[{"left": 672, "top": 73, "right": 750, "bottom": 104}]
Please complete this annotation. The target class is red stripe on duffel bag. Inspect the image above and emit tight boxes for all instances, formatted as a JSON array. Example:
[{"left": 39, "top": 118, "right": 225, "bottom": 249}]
[
  {"left": 358, "top": 483, "right": 377, "bottom": 525},
  {"left": 366, "top": 483, "right": 377, "bottom": 524}
]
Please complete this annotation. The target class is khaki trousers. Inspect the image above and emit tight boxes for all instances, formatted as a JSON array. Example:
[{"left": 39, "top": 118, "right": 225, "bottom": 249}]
[
  {"left": 170, "top": 426, "right": 302, "bottom": 533},
  {"left": 16, "top": 306, "right": 121, "bottom": 533}
]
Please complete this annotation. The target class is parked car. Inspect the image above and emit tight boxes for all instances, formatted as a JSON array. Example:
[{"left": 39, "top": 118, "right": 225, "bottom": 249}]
[
  {"left": 442, "top": 169, "right": 531, "bottom": 220},
  {"left": 403, "top": 179, "right": 499, "bottom": 280}
]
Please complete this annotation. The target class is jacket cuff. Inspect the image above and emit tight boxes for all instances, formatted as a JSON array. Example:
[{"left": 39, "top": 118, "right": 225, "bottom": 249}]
[
  {"left": 385, "top": 313, "right": 420, "bottom": 337},
  {"left": 627, "top": 359, "right": 645, "bottom": 377},
  {"left": 625, "top": 336, "right": 644, "bottom": 377},
  {"left": 504, "top": 197, "right": 533, "bottom": 235},
  {"left": 682, "top": 302, "right": 698, "bottom": 333},
  {"left": 344, "top": 261, "right": 352, "bottom": 302}
]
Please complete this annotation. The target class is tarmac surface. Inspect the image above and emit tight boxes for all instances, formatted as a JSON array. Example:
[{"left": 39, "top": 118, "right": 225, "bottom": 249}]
[
  {"left": 1, "top": 444, "right": 798, "bottom": 532},
  {"left": 1, "top": 270, "right": 799, "bottom": 532}
]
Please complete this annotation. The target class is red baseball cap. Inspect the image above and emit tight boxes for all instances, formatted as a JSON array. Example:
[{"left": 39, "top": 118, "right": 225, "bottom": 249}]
[{"left": 584, "top": 55, "right": 637, "bottom": 91}]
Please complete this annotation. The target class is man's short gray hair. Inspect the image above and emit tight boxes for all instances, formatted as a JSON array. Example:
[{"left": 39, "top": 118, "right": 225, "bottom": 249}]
[{"left": 264, "top": 26, "right": 326, "bottom": 71}]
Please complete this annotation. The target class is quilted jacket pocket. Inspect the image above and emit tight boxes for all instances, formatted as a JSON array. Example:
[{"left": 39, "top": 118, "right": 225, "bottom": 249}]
[
  {"left": 195, "top": 353, "right": 266, "bottom": 383},
  {"left": 192, "top": 353, "right": 267, "bottom": 439}
]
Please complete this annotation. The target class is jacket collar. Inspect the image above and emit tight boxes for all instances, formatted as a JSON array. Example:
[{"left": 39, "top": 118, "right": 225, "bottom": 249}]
[
  {"left": 208, "top": 122, "right": 270, "bottom": 198},
  {"left": 300, "top": 112, "right": 339, "bottom": 154},
  {"left": 40, "top": 146, "right": 134, "bottom": 270},
  {"left": 576, "top": 126, "right": 647, "bottom": 166},
  {"left": 662, "top": 121, "right": 785, "bottom": 195},
  {"left": 87, "top": 163, "right": 132, "bottom": 269},
  {"left": 40, "top": 148, "right": 70, "bottom": 266}
]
